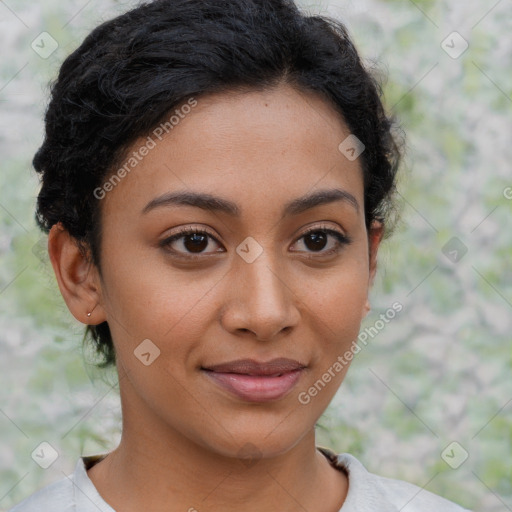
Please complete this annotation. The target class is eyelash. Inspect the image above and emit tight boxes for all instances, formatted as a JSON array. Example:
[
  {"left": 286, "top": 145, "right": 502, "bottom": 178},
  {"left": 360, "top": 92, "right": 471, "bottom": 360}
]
[{"left": 159, "top": 224, "right": 352, "bottom": 260}]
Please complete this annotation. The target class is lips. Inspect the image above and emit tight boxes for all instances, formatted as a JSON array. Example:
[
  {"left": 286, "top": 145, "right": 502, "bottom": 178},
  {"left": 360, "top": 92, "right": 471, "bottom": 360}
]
[
  {"left": 202, "top": 358, "right": 306, "bottom": 402},
  {"left": 203, "top": 358, "right": 306, "bottom": 376}
]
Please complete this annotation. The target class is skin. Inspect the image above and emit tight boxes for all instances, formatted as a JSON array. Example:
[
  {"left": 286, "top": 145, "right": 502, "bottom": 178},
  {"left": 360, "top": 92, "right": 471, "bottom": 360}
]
[{"left": 48, "top": 83, "right": 383, "bottom": 512}]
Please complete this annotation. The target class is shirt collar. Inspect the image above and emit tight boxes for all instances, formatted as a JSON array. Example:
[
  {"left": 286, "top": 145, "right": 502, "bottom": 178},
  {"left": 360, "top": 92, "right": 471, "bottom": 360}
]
[
  {"left": 72, "top": 449, "right": 401, "bottom": 512},
  {"left": 72, "top": 454, "right": 115, "bottom": 512},
  {"left": 317, "top": 446, "right": 400, "bottom": 511}
]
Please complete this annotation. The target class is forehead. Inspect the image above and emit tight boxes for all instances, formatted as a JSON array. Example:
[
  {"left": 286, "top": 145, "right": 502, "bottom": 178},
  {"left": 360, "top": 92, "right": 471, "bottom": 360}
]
[{"left": 100, "top": 84, "right": 364, "bottom": 221}]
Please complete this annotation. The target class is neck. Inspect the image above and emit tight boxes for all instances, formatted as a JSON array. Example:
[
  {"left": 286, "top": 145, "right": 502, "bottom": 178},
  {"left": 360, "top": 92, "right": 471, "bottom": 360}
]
[{"left": 87, "top": 375, "right": 348, "bottom": 512}]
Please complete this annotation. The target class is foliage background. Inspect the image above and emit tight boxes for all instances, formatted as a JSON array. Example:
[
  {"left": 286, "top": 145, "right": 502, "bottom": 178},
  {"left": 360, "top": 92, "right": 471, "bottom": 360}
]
[{"left": 0, "top": 0, "right": 510, "bottom": 511}]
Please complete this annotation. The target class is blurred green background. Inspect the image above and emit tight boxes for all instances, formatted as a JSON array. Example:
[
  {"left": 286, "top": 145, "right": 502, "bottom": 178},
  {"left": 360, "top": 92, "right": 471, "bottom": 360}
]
[{"left": 0, "top": 1, "right": 510, "bottom": 511}]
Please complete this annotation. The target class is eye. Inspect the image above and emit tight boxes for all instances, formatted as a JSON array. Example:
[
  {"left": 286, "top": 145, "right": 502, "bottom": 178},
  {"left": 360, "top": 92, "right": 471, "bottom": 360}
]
[
  {"left": 291, "top": 225, "right": 352, "bottom": 257},
  {"left": 159, "top": 224, "right": 352, "bottom": 260},
  {"left": 159, "top": 227, "right": 224, "bottom": 259}
]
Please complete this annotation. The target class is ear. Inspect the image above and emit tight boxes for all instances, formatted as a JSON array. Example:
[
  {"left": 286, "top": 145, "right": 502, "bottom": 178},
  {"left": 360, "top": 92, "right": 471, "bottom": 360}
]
[
  {"left": 47, "top": 222, "right": 105, "bottom": 325},
  {"left": 363, "top": 220, "right": 384, "bottom": 317}
]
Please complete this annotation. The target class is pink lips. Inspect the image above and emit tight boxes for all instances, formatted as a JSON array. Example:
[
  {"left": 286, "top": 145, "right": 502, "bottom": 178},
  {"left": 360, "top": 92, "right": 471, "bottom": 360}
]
[{"left": 202, "top": 358, "right": 306, "bottom": 403}]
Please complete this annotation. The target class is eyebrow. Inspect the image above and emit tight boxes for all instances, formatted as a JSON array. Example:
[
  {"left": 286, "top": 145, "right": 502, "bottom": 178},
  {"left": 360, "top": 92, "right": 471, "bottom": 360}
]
[{"left": 141, "top": 188, "right": 360, "bottom": 217}]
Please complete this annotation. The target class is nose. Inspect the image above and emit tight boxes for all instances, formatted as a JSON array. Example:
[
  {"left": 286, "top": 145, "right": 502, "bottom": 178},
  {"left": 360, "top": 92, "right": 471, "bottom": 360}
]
[{"left": 219, "top": 249, "right": 300, "bottom": 341}]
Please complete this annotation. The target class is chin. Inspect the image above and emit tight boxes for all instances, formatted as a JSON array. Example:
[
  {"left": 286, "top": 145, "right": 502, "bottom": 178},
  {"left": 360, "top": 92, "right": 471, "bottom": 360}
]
[{"left": 192, "top": 419, "right": 311, "bottom": 463}]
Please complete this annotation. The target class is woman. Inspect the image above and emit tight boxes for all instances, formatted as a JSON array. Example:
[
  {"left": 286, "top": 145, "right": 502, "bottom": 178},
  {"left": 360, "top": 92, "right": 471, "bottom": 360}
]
[{"left": 10, "top": 0, "right": 470, "bottom": 510}]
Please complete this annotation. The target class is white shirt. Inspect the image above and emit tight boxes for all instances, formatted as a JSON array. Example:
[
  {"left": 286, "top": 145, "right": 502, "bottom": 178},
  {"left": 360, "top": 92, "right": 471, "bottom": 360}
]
[{"left": 8, "top": 447, "right": 471, "bottom": 511}]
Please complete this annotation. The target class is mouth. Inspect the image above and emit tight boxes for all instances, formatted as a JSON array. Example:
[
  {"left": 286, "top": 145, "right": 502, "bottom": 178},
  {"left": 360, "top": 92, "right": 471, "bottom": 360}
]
[{"left": 201, "top": 358, "right": 307, "bottom": 402}]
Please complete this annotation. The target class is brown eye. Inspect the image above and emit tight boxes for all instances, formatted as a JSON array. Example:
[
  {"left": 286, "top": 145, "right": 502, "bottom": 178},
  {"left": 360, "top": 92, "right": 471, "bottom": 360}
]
[
  {"left": 160, "top": 225, "right": 351, "bottom": 260},
  {"left": 160, "top": 228, "right": 224, "bottom": 257},
  {"left": 303, "top": 230, "right": 329, "bottom": 251},
  {"left": 291, "top": 227, "right": 352, "bottom": 256}
]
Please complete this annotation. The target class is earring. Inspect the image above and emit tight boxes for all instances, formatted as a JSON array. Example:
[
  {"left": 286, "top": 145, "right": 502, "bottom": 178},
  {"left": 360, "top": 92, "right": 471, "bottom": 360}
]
[{"left": 87, "top": 304, "right": 98, "bottom": 318}]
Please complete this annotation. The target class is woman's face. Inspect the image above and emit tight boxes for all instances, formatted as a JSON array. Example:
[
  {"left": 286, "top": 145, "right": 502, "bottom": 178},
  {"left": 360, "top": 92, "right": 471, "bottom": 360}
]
[{"left": 93, "top": 84, "right": 381, "bottom": 459}]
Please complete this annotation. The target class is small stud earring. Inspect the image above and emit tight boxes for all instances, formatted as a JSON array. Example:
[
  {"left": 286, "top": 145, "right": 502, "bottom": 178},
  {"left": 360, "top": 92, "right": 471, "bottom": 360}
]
[{"left": 87, "top": 304, "right": 97, "bottom": 319}]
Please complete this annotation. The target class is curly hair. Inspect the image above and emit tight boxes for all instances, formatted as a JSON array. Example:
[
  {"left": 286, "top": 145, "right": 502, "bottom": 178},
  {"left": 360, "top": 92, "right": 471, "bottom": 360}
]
[{"left": 34, "top": 0, "right": 403, "bottom": 369}]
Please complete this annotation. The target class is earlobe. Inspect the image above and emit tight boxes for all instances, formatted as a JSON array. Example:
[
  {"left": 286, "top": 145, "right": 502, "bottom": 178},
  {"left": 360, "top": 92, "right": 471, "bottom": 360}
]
[{"left": 47, "top": 222, "right": 104, "bottom": 325}]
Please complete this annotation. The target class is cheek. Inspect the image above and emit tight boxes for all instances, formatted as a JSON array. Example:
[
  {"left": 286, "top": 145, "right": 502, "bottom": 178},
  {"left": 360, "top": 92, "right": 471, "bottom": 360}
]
[
  {"left": 294, "top": 263, "right": 369, "bottom": 412},
  {"left": 100, "top": 241, "right": 217, "bottom": 359},
  {"left": 301, "top": 259, "right": 369, "bottom": 342},
  {"left": 102, "top": 229, "right": 369, "bottom": 357}
]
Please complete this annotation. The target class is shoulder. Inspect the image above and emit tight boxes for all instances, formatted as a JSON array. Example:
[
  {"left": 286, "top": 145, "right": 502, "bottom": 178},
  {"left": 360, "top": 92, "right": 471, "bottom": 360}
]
[
  {"left": 318, "top": 448, "right": 472, "bottom": 512},
  {"left": 8, "top": 455, "right": 112, "bottom": 512},
  {"left": 8, "top": 475, "right": 74, "bottom": 512}
]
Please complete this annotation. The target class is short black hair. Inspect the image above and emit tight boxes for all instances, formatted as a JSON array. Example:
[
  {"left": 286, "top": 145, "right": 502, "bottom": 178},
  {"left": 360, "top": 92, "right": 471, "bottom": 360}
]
[{"left": 34, "top": 0, "right": 403, "bottom": 369}]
